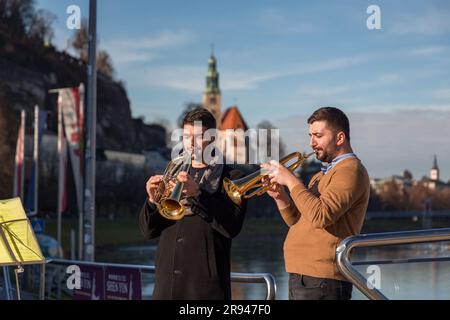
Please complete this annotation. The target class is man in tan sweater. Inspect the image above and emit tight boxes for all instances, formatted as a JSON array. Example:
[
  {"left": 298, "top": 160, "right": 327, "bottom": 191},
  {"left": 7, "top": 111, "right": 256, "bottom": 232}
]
[{"left": 261, "top": 107, "right": 370, "bottom": 300}]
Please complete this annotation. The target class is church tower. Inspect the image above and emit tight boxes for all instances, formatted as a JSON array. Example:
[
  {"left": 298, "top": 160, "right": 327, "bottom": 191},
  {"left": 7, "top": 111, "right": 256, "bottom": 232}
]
[
  {"left": 430, "top": 154, "right": 439, "bottom": 181},
  {"left": 202, "top": 52, "right": 221, "bottom": 124}
]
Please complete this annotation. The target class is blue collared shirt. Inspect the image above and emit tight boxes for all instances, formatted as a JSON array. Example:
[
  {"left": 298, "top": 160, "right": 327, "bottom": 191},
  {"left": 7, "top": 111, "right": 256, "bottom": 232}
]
[{"left": 321, "top": 153, "right": 357, "bottom": 175}]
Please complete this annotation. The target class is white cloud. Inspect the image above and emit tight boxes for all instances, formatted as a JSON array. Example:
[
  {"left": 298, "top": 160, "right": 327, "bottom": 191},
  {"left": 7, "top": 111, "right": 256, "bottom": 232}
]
[
  {"left": 298, "top": 84, "right": 354, "bottom": 98},
  {"left": 410, "top": 46, "right": 449, "bottom": 56},
  {"left": 241, "top": 55, "right": 369, "bottom": 88},
  {"left": 290, "top": 56, "right": 367, "bottom": 75},
  {"left": 136, "top": 55, "right": 368, "bottom": 93},
  {"left": 102, "top": 30, "right": 195, "bottom": 65},
  {"left": 221, "top": 71, "right": 281, "bottom": 90},
  {"left": 296, "top": 73, "right": 402, "bottom": 99},
  {"left": 109, "top": 51, "right": 155, "bottom": 64},
  {"left": 432, "top": 88, "right": 450, "bottom": 100},
  {"left": 111, "top": 30, "right": 194, "bottom": 50},
  {"left": 138, "top": 66, "right": 205, "bottom": 93},
  {"left": 52, "top": 26, "right": 195, "bottom": 65}
]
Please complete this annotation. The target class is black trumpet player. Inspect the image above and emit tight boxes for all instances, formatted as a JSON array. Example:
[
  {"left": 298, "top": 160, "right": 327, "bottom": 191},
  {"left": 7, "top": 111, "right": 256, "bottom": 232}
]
[{"left": 139, "top": 108, "right": 246, "bottom": 300}]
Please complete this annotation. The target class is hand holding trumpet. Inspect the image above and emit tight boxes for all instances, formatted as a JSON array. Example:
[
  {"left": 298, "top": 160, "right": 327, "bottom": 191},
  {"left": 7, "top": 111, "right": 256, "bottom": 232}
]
[
  {"left": 146, "top": 171, "right": 200, "bottom": 205},
  {"left": 169, "top": 171, "right": 200, "bottom": 197},
  {"left": 262, "top": 176, "right": 290, "bottom": 202},
  {"left": 223, "top": 152, "right": 313, "bottom": 206},
  {"left": 146, "top": 175, "right": 163, "bottom": 204},
  {"left": 261, "top": 160, "right": 301, "bottom": 191}
]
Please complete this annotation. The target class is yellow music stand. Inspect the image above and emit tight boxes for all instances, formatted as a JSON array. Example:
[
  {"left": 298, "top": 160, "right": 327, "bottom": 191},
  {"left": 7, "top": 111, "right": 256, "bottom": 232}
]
[{"left": 0, "top": 198, "right": 45, "bottom": 300}]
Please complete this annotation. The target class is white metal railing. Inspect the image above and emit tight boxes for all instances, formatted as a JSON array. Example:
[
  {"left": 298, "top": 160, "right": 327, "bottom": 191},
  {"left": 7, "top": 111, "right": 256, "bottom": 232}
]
[{"left": 336, "top": 228, "right": 450, "bottom": 300}]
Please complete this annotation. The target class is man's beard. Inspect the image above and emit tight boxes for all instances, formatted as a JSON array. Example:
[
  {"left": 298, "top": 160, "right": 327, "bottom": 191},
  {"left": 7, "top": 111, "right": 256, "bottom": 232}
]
[{"left": 315, "top": 149, "right": 333, "bottom": 163}]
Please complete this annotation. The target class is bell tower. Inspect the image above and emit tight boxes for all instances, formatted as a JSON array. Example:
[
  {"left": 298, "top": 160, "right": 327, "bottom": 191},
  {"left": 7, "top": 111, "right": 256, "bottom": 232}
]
[
  {"left": 202, "top": 50, "right": 221, "bottom": 125},
  {"left": 430, "top": 154, "right": 439, "bottom": 181}
]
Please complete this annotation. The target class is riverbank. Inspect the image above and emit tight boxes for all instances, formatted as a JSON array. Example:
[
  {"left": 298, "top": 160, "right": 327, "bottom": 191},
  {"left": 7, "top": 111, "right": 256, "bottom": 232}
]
[
  {"left": 44, "top": 215, "right": 450, "bottom": 256},
  {"left": 44, "top": 216, "right": 290, "bottom": 254}
]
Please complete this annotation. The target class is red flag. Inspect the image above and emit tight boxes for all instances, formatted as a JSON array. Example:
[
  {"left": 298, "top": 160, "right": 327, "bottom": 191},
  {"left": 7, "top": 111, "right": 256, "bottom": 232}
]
[{"left": 58, "top": 84, "right": 85, "bottom": 213}]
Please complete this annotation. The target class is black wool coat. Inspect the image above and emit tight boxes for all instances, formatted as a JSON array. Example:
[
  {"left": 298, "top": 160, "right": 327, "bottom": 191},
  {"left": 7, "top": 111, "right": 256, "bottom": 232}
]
[{"left": 139, "top": 165, "right": 246, "bottom": 300}]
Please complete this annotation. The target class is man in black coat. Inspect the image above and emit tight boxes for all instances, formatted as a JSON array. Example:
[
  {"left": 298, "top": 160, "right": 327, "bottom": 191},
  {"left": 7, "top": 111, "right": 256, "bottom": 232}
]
[{"left": 139, "top": 108, "right": 246, "bottom": 300}]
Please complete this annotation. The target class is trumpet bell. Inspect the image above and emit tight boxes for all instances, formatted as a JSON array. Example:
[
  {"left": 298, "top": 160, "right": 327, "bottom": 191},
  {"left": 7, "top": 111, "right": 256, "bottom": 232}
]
[
  {"left": 155, "top": 151, "right": 191, "bottom": 220},
  {"left": 223, "top": 178, "right": 243, "bottom": 206},
  {"left": 159, "top": 199, "right": 185, "bottom": 220}
]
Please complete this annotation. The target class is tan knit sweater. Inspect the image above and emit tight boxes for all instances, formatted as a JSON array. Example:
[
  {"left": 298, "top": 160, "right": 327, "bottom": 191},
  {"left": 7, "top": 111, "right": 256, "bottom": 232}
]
[{"left": 280, "top": 157, "right": 370, "bottom": 281}]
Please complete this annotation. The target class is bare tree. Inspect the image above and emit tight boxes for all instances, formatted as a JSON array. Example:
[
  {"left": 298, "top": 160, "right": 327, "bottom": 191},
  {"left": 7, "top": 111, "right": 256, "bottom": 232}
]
[
  {"left": 0, "top": 93, "right": 16, "bottom": 198},
  {"left": 28, "top": 8, "right": 56, "bottom": 45},
  {"left": 0, "top": 0, "right": 35, "bottom": 37},
  {"left": 431, "top": 187, "right": 450, "bottom": 210},
  {"left": 403, "top": 169, "right": 413, "bottom": 180},
  {"left": 0, "top": 0, "right": 35, "bottom": 38},
  {"left": 97, "top": 49, "right": 115, "bottom": 78},
  {"left": 70, "top": 18, "right": 89, "bottom": 61},
  {"left": 70, "top": 20, "right": 116, "bottom": 77}
]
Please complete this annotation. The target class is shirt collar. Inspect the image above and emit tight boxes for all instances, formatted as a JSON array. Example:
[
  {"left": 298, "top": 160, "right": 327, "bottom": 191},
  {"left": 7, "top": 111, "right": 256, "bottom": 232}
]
[{"left": 321, "top": 153, "right": 357, "bottom": 174}]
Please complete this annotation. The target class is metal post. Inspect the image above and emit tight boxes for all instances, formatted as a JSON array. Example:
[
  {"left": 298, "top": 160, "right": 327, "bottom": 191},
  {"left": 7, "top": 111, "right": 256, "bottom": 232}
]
[
  {"left": 57, "top": 103, "right": 63, "bottom": 251},
  {"left": 14, "top": 266, "right": 24, "bottom": 300},
  {"left": 83, "top": 0, "right": 97, "bottom": 261},
  {"left": 39, "top": 263, "right": 45, "bottom": 300},
  {"left": 21, "top": 110, "right": 26, "bottom": 202},
  {"left": 70, "top": 229, "right": 76, "bottom": 260},
  {"left": 33, "top": 105, "right": 39, "bottom": 214}
]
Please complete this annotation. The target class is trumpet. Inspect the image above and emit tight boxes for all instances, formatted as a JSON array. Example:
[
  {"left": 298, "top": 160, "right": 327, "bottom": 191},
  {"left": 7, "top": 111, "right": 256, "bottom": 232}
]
[
  {"left": 223, "top": 151, "right": 315, "bottom": 205},
  {"left": 154, "top": 152, "right": 192, "bottom": 220}
]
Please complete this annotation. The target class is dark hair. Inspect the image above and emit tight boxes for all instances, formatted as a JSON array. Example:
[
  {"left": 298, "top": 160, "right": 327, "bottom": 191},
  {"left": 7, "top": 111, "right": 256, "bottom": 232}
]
[
  {"left": 307, "top": 107, "right": 350, "bottom": 141},
  {"left": 182, "top": 107, "right": 216, "bottom": 130}
]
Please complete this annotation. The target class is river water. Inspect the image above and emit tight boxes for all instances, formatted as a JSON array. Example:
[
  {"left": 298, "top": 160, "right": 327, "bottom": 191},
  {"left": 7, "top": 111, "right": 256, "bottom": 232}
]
[{"left": 96, "top": 219, "right": 450, "bottom": 300}]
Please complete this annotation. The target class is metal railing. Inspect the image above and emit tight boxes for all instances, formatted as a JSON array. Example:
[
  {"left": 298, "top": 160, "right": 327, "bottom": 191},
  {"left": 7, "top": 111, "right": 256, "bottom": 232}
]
[
  {"left": 1, "top": 264, "right": 46, "bottom": 300},
  {"left": 45, "top": 258, "right": 276, "bottom": 300},
  {"left": 230, "top": 272, "right": 276, "bottom": 300},
  {"left": 336, "top": 227, "right": 450, "bottom": 300}
]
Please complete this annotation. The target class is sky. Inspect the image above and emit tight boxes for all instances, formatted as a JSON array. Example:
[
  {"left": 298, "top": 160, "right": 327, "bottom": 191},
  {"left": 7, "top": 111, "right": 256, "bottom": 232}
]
[{"left": 36, "top": 0, "right": 450, "bottom": 180}]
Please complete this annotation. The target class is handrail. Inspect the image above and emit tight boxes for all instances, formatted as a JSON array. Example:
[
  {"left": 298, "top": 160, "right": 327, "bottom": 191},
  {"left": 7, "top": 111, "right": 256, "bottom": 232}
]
[
  {"left": 45, "top": 258, "right": 277, "bottom": 300},
  {"left": 336, "top": 228, "right": 450, "bottom": 300},
  {"left": 229, "top": 272, "right": 277, "bottom": 300},
  {"left": 352, "top": 256, "right": 450, "bottom": 266}
]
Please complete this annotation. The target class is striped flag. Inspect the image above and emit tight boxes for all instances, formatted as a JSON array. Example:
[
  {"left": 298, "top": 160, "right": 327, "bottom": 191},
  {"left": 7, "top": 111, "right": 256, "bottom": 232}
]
[{"left": 13, "top": 110, "right": 25, "bottom": 200}]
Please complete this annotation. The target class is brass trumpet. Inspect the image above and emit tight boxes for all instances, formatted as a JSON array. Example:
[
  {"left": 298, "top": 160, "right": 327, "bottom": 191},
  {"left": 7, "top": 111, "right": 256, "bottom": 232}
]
[
  {"left": 154, "top": 152, "right": 192, "bottom": 220},
  {"left": 223, "top": 151, "right": 315, "bottom": 205}
]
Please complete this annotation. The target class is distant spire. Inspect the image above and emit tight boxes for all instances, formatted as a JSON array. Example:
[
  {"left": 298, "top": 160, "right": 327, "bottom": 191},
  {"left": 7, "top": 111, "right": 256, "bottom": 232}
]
[
  {"left": 205, "top": 49, "right": 220, "bottom": 95},
  {"left": 432, "top": 154, "right": 439, "bottom": 170}
]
